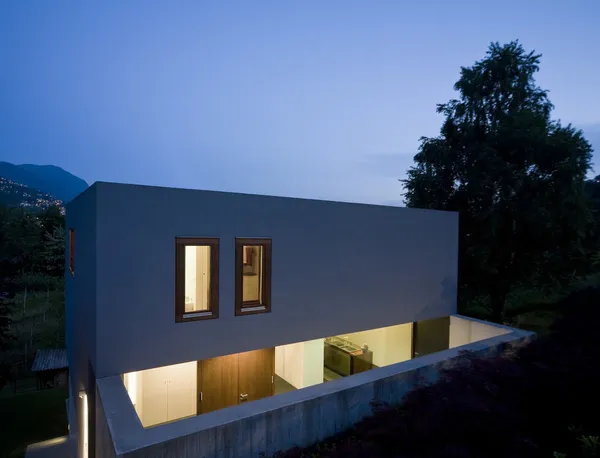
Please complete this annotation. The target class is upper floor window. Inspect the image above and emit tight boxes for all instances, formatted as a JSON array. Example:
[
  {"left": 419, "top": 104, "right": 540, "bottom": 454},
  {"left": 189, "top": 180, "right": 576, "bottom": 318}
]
[
  {"left": 235, "top": 238, "right": 272, "bottom": 316},
  {"left": 175, "top": 238, "right": 219, "bottom": 322},
  {"left": 68, "top": 228, "right": 75, "bottom": 276}
]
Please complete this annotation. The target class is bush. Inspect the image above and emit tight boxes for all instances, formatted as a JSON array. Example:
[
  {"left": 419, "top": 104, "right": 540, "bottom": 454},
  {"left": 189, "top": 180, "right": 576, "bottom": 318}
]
[{"left": 280, "top": 287, "right": 600, "bottom": 458}]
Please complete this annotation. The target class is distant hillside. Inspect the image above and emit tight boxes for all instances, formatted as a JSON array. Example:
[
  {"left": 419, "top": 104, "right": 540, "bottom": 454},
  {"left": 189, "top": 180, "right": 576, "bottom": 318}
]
[
  {"left": 0, "top": 162, "right": 88, "bottom": 202},
  {"left": 0, "top": 177, "right": 63, "bottom": 212}
]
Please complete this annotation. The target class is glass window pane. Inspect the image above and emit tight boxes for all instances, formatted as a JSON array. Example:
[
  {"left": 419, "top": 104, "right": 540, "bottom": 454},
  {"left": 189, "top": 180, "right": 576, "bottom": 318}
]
[
  {"left": 242, "top": 245, "right": 262, "bottom": 304},
  {"left": 184, "top": 245, "right": 211, "bottom": 312}
]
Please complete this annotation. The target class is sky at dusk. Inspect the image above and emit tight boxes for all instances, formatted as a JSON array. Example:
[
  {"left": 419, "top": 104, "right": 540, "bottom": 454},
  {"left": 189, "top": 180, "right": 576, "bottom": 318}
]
[{"left": 1, "top": 1, "right": 599, "bottom": 206}]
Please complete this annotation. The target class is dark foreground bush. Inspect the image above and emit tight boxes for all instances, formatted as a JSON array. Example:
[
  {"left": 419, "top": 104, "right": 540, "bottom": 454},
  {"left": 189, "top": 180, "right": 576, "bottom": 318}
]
[{"left": 279, "top": 287, "right": 600, "bottom": 458}]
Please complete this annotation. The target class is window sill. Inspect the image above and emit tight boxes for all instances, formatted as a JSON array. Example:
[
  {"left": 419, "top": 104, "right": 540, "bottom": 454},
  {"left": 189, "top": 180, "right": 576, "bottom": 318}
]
[
  {"left": 176, "top": 311, "right": 218, "bottom": 322},
  {"left": 236, "top": 305, "right": 269, "bottom": 316}
]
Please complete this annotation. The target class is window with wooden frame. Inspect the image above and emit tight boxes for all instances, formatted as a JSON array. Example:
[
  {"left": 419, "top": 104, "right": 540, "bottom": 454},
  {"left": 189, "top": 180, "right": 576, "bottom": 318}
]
[
  {"left": 235, "top": 238, "right": 272, "bottom": 316},
  {"left": 68, "top": 228, "right": 75, "bottom": 276},
  {"left": 175, "top": 238, "right": 219, "bottom": 322}
]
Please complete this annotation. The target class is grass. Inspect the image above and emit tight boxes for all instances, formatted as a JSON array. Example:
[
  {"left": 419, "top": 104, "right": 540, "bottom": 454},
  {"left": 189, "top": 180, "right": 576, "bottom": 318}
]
[{"left": 0, "top": 386, "right": 68, "bottom": 458}]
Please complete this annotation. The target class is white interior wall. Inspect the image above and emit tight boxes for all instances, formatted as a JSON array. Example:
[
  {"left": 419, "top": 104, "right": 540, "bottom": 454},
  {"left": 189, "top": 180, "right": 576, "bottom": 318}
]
[
  {"left": 275, "top": 338, "right": 324, "bottom": 388},
  {"left": 449, "top": 316, "right": 511, "bottom": 348},
  {"left": 185, "top": 246, "right": 210, "bottom": 312},
  {"left": 449, "top": 316, "right": 471, "bottom": 348},
  {"left": 275, "top": 342, "right": 304, "bottom": 388},
  {"left": 125, "top": 361, "right": 197, "bottom": 428},
  {"left": 123, "top": 372, "right": 144, "bottom": 420},
  {"left": 302, "top": 339, "right": 324, "bottom": 387},
  {"left": 383, "top": 323, "right": 413, "bottom": 365},
  {"left": 165, "top": 362, "right": 197, "bottom": 421}
]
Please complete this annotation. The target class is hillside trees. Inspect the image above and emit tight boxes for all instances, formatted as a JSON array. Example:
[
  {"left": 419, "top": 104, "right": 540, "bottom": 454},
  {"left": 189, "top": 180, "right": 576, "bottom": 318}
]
[
  {"left": 402, "top": 41, "right": 594, "bottom": 321},
  {"left": 0, "top": 204, "right": 65, "bottom": 353}
]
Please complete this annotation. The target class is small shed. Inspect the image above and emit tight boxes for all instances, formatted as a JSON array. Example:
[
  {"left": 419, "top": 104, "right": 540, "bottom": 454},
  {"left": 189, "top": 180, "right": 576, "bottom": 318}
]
[{"left": 31, "top": 349, "right": 68, "bottom": 390}]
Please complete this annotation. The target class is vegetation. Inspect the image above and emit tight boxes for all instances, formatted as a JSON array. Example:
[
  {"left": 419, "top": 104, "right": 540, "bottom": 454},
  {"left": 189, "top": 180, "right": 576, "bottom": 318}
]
[
  {"left": 0, "top": 203, "right": 67, "bottom": 455},
  {"left": 0, "top": 204, "right": 66, "bottom": 388},
  {"left": 402, "top": 41, "right": 595, "bottom": 322},
  {"left": 0, "top": 386, "right": 68, "bottom": 458}
]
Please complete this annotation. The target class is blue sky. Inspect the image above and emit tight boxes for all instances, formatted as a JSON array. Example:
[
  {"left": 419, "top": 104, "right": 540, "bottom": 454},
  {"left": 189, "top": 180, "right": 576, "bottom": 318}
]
[{"left": 1, "top": 1, "right": 599, "bottom": 205}]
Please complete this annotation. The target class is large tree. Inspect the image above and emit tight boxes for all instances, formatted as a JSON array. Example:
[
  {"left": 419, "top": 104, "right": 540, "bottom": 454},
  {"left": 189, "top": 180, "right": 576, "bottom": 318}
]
[{"left": 402, "top": 41, "right": 594, "bottom": 321}]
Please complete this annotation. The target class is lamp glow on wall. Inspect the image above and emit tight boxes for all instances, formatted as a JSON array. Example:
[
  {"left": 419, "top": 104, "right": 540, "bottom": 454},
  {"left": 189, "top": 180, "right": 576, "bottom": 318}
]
[
  {"left": 79, "top": 391, "right": 88, "bottom": 458},
  {"left": 126, "top": 372, "right": 137, "bottom": 405}
]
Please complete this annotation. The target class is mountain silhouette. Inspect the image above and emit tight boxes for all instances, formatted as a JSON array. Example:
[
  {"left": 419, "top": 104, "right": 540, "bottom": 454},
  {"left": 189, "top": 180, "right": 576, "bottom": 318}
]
[{"left": 0, "top": 161, "right": 88, "bottom": 202}]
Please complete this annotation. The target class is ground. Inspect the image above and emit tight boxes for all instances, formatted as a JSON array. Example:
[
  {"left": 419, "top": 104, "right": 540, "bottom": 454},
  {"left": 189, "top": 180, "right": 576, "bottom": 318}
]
[{"left": 0, "top": 386, "right": 68, "bottom": 458}]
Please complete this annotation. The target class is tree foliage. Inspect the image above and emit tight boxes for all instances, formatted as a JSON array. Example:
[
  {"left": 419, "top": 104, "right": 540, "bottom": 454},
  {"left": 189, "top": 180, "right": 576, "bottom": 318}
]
[
  {"left": 0, "top": 294, "right": 14, "bottom": 353},
  {"left": 0, "top": 204, "right": 65, "bottom": 279},
  {"left": 0, "top": 204, "right": 65, "bottom": 354},
  {"left": 402, "top": 41, "right": 594, "bottom": 320}
]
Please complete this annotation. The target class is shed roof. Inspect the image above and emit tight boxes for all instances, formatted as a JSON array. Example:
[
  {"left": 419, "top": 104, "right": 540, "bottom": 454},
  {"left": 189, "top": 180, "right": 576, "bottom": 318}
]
[{"left": 31, "top": 349, "right": 68, "bottom": 372}]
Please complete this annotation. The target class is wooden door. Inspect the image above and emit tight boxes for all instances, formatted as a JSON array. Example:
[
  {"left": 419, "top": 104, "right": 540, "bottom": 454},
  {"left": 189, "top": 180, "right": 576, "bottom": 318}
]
[
  {"left": 198, "top": 354, "right": 239, "bottom": 414},
  {"left": 412, "top": 316, "right": 450, "bottom": 358},
  {"left": 238, "top": 348, "right": 274, "bottom": 403}
]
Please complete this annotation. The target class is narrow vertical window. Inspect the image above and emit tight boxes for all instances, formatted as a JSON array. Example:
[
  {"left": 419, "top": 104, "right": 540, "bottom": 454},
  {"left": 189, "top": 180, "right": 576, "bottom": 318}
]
[
  {"left": 175, "top": 238, "right": 219, "bottom": 322},
  {"left": 68, "top": 228, "right": 75, "bottom": 276},
  {"left": 235, "top": 238, "right": 271, "bottom": 315}
]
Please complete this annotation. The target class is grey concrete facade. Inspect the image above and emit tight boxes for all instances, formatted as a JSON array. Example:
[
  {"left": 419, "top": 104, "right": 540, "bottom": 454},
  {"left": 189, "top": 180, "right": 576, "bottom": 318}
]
[
  {"left": 65, "top": 185, "right": 97, "bottom": 455},
  {"left": 95, "top": 320, "right": 534, "bottom": 458},
  {"left": 65, "top": 181, "right": 459, "bottom": 458},
  {"left": 68, "top": 182, "right": 458, "bottom": 378}
]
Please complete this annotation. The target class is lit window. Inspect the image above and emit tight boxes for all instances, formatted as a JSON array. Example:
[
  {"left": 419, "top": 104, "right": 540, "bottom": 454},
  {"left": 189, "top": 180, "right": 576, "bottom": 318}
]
[
  {"left": 175, "top": 238, "right": 219, "bottom": 322},
  {"left": 235, "top": 238, "right": 271, "bottom": 315}
]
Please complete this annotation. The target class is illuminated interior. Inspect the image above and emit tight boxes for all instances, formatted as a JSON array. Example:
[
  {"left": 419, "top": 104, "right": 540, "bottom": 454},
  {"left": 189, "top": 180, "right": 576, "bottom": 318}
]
[
  {"left": 122, "top": 321, "right": 414, "bottom": 428},
  {"left": 121, "top": 317, "right": 510, "bottom": 428},
  {"left": 242, "top": 245, "right": 263, "bottom": 303},
  {"left": 184, "top": 245, "right": 211, "bottom": 312}
]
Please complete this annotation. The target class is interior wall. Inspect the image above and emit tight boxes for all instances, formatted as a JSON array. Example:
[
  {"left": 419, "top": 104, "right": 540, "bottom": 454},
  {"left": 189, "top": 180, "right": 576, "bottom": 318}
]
[
  {"left": 342, "top": 323, "right": 412, "bottom": 367},
  {"left": 303, "top": 339, "right": 324, "bottom": 387},
  {"left": 383, "top": 323, "right": 413, "bottom": 365},
  {"left": 449, "top": 316, "right": 511, "bottom": 348},
  {"left": 184, "top": 246, "right": 210, "bottom": 312},
  {"left": 275, "top": 339, "right": 324, "bottom": 388},
  {"left": 449, "top": 316, "right": 471, "bottom": 348},
  {"left": 123, "top": 372, "right": 144, "bottom": 420},
  {"left": 275, "top": 342, "right": 304, "bottom": 388},
  {"left": 125, "top": 361, "right": 196, "bottom": 428}
]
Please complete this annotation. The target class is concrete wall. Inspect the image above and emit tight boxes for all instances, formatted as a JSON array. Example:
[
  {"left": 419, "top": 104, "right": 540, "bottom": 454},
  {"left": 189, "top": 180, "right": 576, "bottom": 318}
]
[
  {"left": 449, "top": 315, "right": 510, "bottom": 348},
  {"left": 65, "top": 186, "right": 98, "bottom": 458},
  {"left": 96, "top": 321, "right": 534, "bottom": 458},
  {"left": 96, "top": 384, "right": 117, "bottom": 458},
  {"left": 90, "top": 182, "right": 458, "bottom": 377}
]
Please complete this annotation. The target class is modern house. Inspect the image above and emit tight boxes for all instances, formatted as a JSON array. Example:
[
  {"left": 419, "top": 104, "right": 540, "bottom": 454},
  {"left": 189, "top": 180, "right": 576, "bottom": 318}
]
[{"left": 65, "top": 182, "right": 532, "bottom": 458}]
